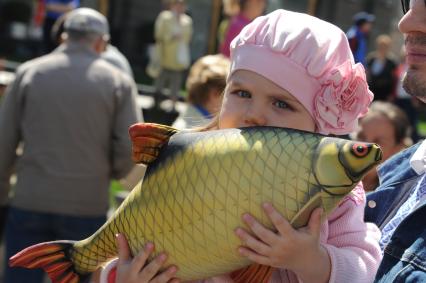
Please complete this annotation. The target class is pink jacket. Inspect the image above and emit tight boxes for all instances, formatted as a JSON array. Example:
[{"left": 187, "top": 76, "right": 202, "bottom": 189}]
[
  {"left": 100, "top": 183, "right": 382, "bottom": 283},
  {"left": 219, "top": 14, "right": 251, "bottom": 58}
]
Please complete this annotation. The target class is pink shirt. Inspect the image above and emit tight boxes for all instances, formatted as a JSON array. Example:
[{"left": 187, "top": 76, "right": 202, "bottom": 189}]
[
  {"left": 220, "top": 14, "right": 251, "bottom": 58},
  {"left": 101, "top": 183, "right": 382, "bottom": 283}
]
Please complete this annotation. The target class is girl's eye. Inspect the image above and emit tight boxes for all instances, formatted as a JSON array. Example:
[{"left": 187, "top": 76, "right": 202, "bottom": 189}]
[
  {"left": 234, "top": 90, "right": 251, "bottom": 98},
  {"left": 273, "top": 100, "right": 290, "bottom": 109}
]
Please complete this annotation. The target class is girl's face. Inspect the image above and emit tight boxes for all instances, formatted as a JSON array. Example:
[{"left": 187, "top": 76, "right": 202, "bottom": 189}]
[{"left": 218, "top": 70, "right": 316, "bottom": 131}]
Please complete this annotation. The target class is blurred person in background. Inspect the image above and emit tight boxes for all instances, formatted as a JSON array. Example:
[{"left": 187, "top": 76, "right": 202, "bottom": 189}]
[
  {"left": 51, "top": 12, "right": 134, "bottom": 78},
  {"left": 102, "top": 45, "right": 134, "bottom": 79},
  {"left": 172, "top": 54, "right": 230, "bottom": 129},
  {"left": 366, "top": 34, "right": 398, "bottom": 102},
  {"left": 154, "top": 0, "right": 193, "bottom": 111},
  {"left": 43, "top": 0, "right": 79, "bottom": 53},
  {"left": 220, "top": 0, "right": 266, "bottom": 57},
  {"left": 346, "top": 11, "right": 375, "bottom": 66},
  {"left": 0, "top": 70, "right": 14, "bottom": 243},
  {"left": 353, "top": 101, "right": 412, "bottom": 192},
  {"left": 0, "top": 8, "right": 141, "bottom": 283},
  {"left": 217, "top": 0, "right": 240, "bottom": 51}
]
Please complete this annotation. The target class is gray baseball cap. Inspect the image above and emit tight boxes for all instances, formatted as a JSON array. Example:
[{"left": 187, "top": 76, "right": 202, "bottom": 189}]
[{"left": 64, "top": 8, "right": 109, "bottom": 36}]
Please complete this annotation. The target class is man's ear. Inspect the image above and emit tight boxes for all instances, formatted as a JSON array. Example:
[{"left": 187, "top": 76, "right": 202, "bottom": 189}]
[{"left": 94, "top": 37, "right": 107, "bottom": 54}]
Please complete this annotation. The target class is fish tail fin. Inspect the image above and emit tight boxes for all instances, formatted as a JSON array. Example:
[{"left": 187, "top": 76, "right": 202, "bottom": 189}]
[
  {"left": 9, "top": 240, "right": 87, "bottom": 283},
  {"left": 129, "top": 122, "right": 179, "bottom": 164}
]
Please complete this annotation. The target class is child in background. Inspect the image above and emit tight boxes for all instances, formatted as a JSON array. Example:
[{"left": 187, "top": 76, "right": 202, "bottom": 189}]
[
  {"left": 103, "top": 9, "right": 382, "bottom": 283},
  {"left": 172, "top": 54, "right": 230, "bottom": 129},
  {"left": 353, "top": 101, "right": 412, "bottom": 191}
]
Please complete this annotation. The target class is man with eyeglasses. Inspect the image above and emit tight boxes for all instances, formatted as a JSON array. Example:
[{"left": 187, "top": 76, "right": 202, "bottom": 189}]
[{"left": 364, "top": 0, "right": 426, "bottom": 281}]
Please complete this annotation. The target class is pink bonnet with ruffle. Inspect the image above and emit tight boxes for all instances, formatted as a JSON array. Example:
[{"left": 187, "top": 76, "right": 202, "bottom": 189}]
[{"left": 229, "top": 9, "right": 373, "bottom": 135}]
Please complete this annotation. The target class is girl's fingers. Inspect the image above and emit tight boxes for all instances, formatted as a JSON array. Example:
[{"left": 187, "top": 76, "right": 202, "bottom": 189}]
[
  {"left": 139, "top": 252, "right": 168, "bottom": 280},
  {"left": 151, "top": 265, "right": 179, "bottom": 283},
  {"left": 263, "top": 203, "right": 294, "bottom": 236},
  {"left": 116, "top": 233, "right": 132, "bottom": 262},
  {"left": 241, "top": 213, "right": 277, "bottom": 245},
  {"left": 235, "top": 227, "right": 270, "bottom": 255},
  {"left": 307, "top": 207, "right": 323, "bottom": 236},
  {"left": 129, "top": 242, "right": 154, "bottom": 275},
  {"left": 238, "top": 246, "right": 269, "bottom": 265}
]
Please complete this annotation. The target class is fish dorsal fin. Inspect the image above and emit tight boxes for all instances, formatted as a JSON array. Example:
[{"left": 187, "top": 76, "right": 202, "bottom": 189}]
[{"left": 129, "top": 123, "right": 179, "bottom": 165}]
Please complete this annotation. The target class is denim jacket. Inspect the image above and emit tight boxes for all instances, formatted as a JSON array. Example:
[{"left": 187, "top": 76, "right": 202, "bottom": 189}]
[{"left": 365, "top": 143, "right": 426, "bottom": 282}]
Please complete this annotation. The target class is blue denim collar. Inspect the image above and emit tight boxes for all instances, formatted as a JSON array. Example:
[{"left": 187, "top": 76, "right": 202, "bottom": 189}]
[{"left": 377, "top": 142, "right": 422, "bottom": 186}]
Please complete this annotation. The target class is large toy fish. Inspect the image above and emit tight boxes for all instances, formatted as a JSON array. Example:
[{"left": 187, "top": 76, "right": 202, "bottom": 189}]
[{"left": 10, "top": 123, "right": 382, "bottom": 283}]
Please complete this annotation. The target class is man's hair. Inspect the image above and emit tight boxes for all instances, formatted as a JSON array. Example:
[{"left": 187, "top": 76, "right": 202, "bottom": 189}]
[{"left": 65, "top": 30, "right": 105, "bottom": 45}]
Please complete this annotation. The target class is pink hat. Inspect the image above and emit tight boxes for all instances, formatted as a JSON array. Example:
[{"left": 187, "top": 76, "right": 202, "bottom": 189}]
[{"left": 229, "top": 9, "right": 373, "bottom": 135}]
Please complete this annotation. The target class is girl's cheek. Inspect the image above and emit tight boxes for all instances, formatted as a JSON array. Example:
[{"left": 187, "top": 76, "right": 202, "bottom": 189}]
[
  {"left": 219, "top": 112, "right": 235, "bottom": 129},
  {"left": 219, "top": 101, "right": 245, "bottom": 129}
]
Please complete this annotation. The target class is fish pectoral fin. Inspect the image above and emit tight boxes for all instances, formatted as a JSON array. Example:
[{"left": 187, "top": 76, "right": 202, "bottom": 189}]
[
  {"left": 290, "top": 194, "right": 322, "bottom": 229},
  {"left": 129, "top": 123, "right": 179, "bottom": 164}
]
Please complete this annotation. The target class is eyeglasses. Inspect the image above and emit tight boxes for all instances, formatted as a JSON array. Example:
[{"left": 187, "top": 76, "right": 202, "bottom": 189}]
[{"left": 401, "top": 0, "right": 426, "bottom": 14}]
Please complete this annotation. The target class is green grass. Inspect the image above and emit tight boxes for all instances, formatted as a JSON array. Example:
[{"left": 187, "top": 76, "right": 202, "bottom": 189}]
[
  {"left": 418, "top": 121, "right": 426, "bottom": 137},
  {"left": 413, "top": 106, "right": 426, "bottom": 138},
  {"left": 109, "top": 180, "right": 125, "bottom": 209}
]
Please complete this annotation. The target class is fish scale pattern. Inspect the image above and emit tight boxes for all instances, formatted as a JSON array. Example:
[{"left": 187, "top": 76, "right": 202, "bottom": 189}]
[{"left": 68, "top": 127, "right": 350, "bottom": 280}]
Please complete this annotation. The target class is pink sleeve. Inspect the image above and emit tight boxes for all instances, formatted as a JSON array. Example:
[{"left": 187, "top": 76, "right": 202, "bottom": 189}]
[
  {"left": 99, "top": 258, "right": 118, "bottom": 283},
  {"left": 322, "top": 183, "right": 382, "bottom": 283}
]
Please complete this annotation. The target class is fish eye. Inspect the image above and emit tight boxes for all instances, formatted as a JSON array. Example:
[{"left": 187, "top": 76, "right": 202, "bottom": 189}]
[{"left": 352, "top": 143, "right": 369, "bottom": 157}]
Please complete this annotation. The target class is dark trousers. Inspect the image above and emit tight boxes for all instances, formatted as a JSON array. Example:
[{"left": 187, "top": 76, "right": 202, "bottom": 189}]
[
  {"left": 3, "top": 207, "right": 106, "bottom": 283},
  {"left": 42, "top": 17, "right": 57, "bottom": 54}
]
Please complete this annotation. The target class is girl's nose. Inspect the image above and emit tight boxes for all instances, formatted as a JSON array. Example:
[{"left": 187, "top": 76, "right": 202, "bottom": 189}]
[{"left": 243, "top": 105, "right": 267, "bottom": 126}]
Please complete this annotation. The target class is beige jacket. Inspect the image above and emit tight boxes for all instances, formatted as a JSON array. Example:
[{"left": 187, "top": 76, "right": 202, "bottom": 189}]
[{"left": 155, "top": 10, "right": 193, "bottom": 71}]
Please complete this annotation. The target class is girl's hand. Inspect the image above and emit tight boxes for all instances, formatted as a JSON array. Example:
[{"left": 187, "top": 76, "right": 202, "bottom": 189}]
[
  {"left": 115, "top": 234, "right": 180, "bottom": 283},
  {"left": 234, "top": 204, "right": 331, "bottom": 283}
]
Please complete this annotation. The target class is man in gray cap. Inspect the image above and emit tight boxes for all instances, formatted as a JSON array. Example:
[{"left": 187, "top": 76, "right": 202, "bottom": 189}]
[{"left": 0, "top": 7, "right": 142, "bottom": 283}]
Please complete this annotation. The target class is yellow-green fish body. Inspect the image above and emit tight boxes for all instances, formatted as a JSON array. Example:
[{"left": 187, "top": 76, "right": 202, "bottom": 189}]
[{"left": 10, "top": 125, "right": 382, "bottom": 282}]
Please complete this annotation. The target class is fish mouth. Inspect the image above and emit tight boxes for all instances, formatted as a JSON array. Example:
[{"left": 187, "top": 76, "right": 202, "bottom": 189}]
[
  {"left": 320, "top": 184, "right": 354, "bottom": 197},
  {"left": 374, "top": 144, "right": 382, "bottom": 162}
]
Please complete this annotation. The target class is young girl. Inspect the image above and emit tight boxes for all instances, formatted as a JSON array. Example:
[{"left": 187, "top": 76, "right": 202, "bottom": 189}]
[{"left": 101, "top": 9, "right": 382, "bottom": 283}]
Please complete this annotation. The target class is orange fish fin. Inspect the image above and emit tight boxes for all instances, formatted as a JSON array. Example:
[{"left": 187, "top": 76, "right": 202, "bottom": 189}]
[
  {"left": 230, "top": 264, "right": 274, "bottom": 283},
  {"left": 9, "top": 240, "right": 87, "bottom": 283},
  {"left": 129, "top": 123, "right": 179, "bottom": 164}
]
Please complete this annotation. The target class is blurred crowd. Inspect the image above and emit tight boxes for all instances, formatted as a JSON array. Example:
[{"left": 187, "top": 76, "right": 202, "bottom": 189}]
[{"left": 0, "top": 0, "right": 425, "bottom": 282}]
